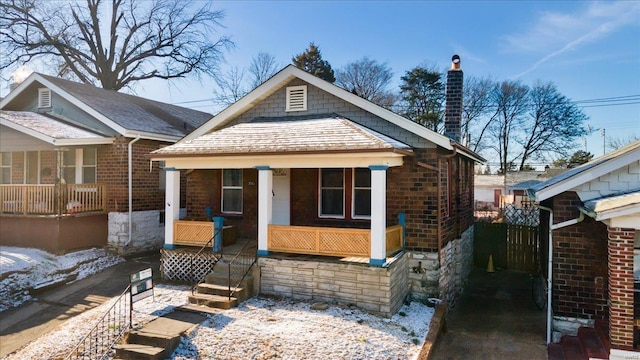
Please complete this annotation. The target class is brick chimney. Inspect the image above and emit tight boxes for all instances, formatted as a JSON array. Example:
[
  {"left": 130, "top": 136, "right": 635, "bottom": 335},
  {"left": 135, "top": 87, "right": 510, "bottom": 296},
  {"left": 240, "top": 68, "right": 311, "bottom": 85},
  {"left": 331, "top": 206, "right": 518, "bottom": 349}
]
[{"left": 444, "top": 54, "right": 463, "bottom": 142}]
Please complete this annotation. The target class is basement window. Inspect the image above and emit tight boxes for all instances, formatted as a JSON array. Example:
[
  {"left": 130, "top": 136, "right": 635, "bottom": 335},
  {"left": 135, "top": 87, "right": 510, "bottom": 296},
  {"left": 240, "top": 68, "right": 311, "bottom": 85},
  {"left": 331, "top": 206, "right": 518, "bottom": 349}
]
[
  {"left": 285, "top": 85, "right": 307, "bottom": 112},
  {"left": 38, "top": 88, "right": 52, "bottom": 108}
]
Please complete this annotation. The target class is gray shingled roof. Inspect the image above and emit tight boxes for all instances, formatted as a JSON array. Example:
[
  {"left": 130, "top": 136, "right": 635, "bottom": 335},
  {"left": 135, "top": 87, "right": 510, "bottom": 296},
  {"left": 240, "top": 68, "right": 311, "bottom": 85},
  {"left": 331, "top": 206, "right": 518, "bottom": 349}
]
[
  {"left": 0, "top": 110, "right": 104, "bottom": 140},
  {"left": 39, "top": 74, "right": 212, "bottom": 137},
  {"left": 153, "top": 115, "right": 412, "bottom": 156}
]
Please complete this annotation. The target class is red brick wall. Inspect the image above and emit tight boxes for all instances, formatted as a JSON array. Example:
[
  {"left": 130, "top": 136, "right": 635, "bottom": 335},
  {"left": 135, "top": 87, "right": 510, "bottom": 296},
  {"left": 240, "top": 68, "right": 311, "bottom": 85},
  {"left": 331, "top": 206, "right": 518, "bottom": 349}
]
[
  {"left": 185, "top": 169, "right": 258, "bottom": 239},
  {"left": 97, "top": 137, "right": 167, "bottom": 212},
  {"left": 10, "top": 152, "right": 24, "bottom": 184},
  {"left": 608, "top": 227, "right": 635, "bottom": 349},
  {"left": 551, "top": 191, "right": 608, "bottom": 320}
]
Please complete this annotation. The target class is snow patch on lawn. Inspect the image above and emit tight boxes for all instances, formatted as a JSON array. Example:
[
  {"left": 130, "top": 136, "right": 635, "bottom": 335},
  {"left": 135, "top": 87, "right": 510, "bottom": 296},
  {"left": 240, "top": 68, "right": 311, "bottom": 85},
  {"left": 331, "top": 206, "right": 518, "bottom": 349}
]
[
  {"left": 0, "top": 246, "right": 123, "bottom": 312},
  {"left": 3, "top": 284, "right": 434, "bottom": 360}
]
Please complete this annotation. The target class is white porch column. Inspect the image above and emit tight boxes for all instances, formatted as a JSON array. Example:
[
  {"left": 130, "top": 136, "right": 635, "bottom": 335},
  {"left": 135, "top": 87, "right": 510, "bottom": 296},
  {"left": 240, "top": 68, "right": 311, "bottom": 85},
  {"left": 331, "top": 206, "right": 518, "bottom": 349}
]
[
  {"left": 256, "top": 166, "right": 273, "bottom": 256},
  {"left": 164, "top": 168, "right": 180, "bottom": 249},
  {"left": 369, "top": 165, "right": 388, "bottom": 266}
]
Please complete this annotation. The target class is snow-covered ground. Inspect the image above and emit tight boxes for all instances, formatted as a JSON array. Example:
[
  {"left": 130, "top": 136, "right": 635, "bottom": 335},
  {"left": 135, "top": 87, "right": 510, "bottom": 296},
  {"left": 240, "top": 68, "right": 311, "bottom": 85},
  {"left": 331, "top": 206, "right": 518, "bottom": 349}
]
[
  {"left": 0, "top": 246, "right": 124, "bottom": 312},
  {"left": 1, "top": 247, "right": 434, "bottom": 359},
  {"left": 3, "top": 284, "right": 434, "bottom": 360}
]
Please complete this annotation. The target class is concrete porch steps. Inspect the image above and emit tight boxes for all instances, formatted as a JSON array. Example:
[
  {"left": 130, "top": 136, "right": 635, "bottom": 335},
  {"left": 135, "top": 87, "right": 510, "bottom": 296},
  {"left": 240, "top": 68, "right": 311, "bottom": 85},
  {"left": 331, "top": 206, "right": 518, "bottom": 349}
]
[
  {"left": 547, "top": 323, "right": 610, "bottom": 360},
  {"left": 113, "top": 309, "right": 206, "bottom": 360},
  {"left": 187, "top": 256, "right": 256, "bottom": 310}
]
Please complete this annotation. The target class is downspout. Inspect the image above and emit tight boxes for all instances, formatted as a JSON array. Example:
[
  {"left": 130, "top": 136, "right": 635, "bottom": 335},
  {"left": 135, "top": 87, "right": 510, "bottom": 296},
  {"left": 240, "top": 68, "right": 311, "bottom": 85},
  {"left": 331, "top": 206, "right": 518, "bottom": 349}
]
[
  {"left": 128, "top": 136, "right": 141, "bottom": 246},
  {"left": 534, "top": 203, "right": 585, "bottom": 344}
]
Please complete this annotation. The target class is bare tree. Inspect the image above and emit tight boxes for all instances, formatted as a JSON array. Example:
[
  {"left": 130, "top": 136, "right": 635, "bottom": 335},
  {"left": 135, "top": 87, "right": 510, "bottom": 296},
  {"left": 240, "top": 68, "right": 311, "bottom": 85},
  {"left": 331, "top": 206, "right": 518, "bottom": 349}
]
[
  {"left": 336, "top": 57, "right": 396, "bottom": 109},
  {"left": 608, "top": 135, "right": 640, "bottom": 151},
  {"left": 517, "top": 82, "right": 588, "bottom": 170},
  {"left": 487, "top": 81, "right": 529, "bottom": 174},
  {"left": 248, "top": 52, "right": 279, "bottom": 89},
  {"left": 462, "top": 76, "right": 493, "bottom": 152},
  {"left": 212, "top": 66, "right": 247, "bottom": 107},
  {"left": 0, "top": 0, "right": 232, "bottom": 90}
]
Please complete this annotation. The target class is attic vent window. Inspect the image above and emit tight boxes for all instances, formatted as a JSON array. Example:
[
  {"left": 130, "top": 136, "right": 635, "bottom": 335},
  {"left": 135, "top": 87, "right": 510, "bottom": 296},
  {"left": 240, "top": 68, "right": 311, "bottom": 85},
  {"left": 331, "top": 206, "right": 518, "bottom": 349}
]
[
  {"left": 38, "top": 88, "right": 51, "bottom": 108},
  {"left": 286, "top": 85, "right": 307, "bottom": 112}
]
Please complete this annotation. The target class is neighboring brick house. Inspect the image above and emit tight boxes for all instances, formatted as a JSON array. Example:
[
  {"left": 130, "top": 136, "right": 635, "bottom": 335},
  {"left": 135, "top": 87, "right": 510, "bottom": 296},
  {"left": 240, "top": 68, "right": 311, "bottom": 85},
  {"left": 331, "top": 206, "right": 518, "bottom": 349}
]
[
  {"left": 151, "top": 57, "right": 485, "bottom": 316},
  {"left": 527, "top": 140, "right": 640, "bottom": 354},
  {"left": 0, "top": 73, "right": 211, "bottom": 254}
]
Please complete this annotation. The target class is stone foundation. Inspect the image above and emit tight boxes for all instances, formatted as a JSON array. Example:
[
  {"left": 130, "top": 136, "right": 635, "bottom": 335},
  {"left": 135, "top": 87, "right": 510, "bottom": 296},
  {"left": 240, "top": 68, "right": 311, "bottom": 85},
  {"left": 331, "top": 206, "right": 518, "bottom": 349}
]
[
  {"left": 258, "top": 253, "right": 408, "bottom": 317},
  {"left": 552, "top": 316, "right": 594, "bottom": 343},
  {"left": 108, "top": 210, "right": 164, "bottom": 255},
  {"left": 407, "top": 225, "right": 474, "bottom": 307}
]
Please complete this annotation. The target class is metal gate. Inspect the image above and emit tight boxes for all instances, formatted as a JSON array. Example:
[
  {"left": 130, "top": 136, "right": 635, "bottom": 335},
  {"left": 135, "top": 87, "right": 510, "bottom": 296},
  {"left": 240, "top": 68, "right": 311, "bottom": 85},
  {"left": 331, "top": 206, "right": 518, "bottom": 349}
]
[{"left": 474, "top": 205, "right": 540, "bottom": 273}]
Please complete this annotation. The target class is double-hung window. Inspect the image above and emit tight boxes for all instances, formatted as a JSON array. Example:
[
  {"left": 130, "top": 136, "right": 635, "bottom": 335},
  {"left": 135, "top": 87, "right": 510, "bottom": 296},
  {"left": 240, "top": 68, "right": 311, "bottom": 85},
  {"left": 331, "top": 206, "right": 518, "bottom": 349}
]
[
  {"left": 352, "top": 168, "right": 371, "bottom": 218},
  {"left": 319, "top": 168, "right": 344, "bottom": 218},
  {"left": 0, "top": 152, "right": 11, "bottom": 184},
  {"left": 222, "top": 169, "right": 243, "bottom": 214},
  {"left": 62, "top": 148, "right": 97, "bottom": 184}
]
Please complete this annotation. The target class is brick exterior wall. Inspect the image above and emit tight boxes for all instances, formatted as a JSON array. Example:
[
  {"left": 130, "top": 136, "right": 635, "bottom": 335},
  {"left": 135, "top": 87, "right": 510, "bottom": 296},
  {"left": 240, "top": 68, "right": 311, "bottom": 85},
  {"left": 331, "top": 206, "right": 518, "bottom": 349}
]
[
  {"left": 608, "top": 227, "right": 635, "bottom": 349},
  {"left": 185, "top": 168, "right": 258, "bottom": 240},
  {"left": 543, "top": 192, "right": 607, "bottom": 319},
  {"left": 97, "top": 137, "right": 168, "bottom": 212},
  {"left": 444, "top": 68, "right": 463, "bottom": 142},
  {"left": 550, "top": 192, "right": 608, "bottom": 321}
]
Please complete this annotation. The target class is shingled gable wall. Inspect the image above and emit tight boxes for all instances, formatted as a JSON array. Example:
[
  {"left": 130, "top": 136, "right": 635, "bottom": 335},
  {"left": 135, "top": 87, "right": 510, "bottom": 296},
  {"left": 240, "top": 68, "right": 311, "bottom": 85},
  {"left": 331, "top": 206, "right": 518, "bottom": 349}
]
[{"left": 184, "top": 78, "right": 476, "bottom": 307}]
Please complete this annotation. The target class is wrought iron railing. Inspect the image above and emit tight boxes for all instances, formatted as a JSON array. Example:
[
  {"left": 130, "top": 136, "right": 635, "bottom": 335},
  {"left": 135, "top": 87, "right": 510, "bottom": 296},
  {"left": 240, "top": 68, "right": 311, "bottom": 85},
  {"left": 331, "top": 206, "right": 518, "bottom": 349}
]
[
  {"left": 66, "top": 284, "right": 131, "bottom": 360},
  {"left": 190, "top": 228, "right": 223, "bottom": 294},
  {"left": 227, "top": 240, "right": 257, "bottom": 300}
]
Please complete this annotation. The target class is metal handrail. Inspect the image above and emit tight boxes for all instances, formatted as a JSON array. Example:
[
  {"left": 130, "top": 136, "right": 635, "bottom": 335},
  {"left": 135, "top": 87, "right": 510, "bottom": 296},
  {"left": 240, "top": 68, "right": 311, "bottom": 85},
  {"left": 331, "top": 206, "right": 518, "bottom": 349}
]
[
  {"left": 66, "top": 284, "right": 132, "bottom": 360},
  {"left": 190, "top": 227, "right": 223, "bottom": 294},
  {"left": 227, "top": 240, "right": 257, "bottom": 300}
]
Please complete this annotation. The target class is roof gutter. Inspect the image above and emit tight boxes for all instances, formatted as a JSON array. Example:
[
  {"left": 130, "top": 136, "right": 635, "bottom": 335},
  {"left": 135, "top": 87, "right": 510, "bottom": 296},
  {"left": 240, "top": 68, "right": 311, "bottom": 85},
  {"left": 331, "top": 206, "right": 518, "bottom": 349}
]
[
  {"left": 534, "top": 203, "right": 585, "bottom": 344},
  {"left": 128, "top": 136, "right": 141, "bottom": 247}
]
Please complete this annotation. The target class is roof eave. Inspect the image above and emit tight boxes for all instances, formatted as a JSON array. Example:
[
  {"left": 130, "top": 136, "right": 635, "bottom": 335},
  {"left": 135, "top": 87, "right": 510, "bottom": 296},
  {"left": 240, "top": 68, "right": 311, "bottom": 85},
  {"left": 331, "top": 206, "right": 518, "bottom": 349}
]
[{"left": 150, "top": 147, "right": 411, "bottom": 160}]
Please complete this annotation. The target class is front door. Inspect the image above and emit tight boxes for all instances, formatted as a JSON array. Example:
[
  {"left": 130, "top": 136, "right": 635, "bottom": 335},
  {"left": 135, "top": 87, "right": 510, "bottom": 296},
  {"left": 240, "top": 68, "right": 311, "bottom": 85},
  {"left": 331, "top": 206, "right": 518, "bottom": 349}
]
[{"left": 272, "top": 168, "right": 290, "bottom": 225}]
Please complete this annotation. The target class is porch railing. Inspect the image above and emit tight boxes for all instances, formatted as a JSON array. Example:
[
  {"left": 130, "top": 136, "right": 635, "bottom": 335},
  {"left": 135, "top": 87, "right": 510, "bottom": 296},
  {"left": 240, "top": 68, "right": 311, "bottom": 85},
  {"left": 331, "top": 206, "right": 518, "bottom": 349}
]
[
  {"left": 0, "top": 183, "right": 107, "bottom": 215},
  {"left": 267, "top": 224, "right": 403, "bottom": 258}
]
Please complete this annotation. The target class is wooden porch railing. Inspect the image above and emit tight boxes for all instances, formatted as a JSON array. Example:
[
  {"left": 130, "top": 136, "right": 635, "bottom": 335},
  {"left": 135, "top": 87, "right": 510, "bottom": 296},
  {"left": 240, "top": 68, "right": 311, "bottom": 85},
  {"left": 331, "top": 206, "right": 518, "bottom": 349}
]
[
  {"left": 0, "top": 184, "right": 107, "bottom": 215},
  {"left": 267, "top": 224, "right": 404, "bottom": 258}
]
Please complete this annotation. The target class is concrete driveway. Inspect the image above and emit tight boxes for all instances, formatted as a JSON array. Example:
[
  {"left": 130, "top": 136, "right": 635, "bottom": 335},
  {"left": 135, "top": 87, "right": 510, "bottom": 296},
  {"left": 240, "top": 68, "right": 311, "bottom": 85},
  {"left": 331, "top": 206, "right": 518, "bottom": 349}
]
[
  {"left": 0, "top": 252, "right": 160, "bottom": 357},
  {"left": 431, "top": 268, "right": 547, "bottom": 360}
]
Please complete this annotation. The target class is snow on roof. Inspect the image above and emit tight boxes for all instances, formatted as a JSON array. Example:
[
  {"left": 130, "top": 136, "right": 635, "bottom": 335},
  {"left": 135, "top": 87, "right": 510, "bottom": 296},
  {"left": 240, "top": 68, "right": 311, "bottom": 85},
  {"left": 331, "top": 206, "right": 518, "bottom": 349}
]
[
  {"left": 153, "top": 114, "right": 413, "bottom": 157},
  {"left": 528, "top": 140, "right": 640, "bottom": 202},
  {"left": 0, "top": 110, "right": 107, "bottom": 143},
  {"left": 33, "top": 74, "right": 212, "bottom": 138}
]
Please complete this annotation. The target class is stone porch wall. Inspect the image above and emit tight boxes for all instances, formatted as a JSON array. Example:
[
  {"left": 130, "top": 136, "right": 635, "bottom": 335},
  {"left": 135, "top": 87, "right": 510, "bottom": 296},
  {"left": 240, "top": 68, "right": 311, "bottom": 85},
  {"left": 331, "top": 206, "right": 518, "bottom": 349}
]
[
  {"left": 407, "top": 224, "right": 474, "bottom": 307},
  {"left": 258, "top": 253, "right": 408, "bottom": 317},
  {"left": 108, "top": 210, "right": 164, "bottom": 255}
]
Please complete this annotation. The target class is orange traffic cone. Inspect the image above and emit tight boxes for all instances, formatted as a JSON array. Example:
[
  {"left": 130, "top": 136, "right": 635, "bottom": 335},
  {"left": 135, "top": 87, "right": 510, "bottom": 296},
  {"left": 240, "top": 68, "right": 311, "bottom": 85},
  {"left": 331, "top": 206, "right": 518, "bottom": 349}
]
[{"left": 486, "top": 254, "right": 495, "bottom": 273}]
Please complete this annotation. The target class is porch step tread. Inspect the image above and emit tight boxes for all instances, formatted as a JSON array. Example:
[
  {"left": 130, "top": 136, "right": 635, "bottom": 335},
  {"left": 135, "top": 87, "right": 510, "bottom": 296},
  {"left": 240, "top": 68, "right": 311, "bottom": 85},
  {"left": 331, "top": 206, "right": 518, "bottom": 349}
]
[
  {"left": 176, "top": 304, "right": 225, "bottom": 316},
  {"left": 547, "top": 343, "right": 566, "bottom": 360},
  {"left": 114, "top": 343, "right": 166, "bottom": 360},
  {"left": 197, "top": 283, "right": 244, "bottom": 295},
  {"left": 561, "top": 335, "right": 586, "bottom": 360},
  {"left": 578, "top": 327, "right": 609, "bottom": 359},
  {"left": 126, "top": 330, "right": 180, "bottom": 349},
  {"left": 188, "top": 293, "right": 238, "bottom": 309},
  {"left": 594, "top": 319, "right": 611, "bottom": 353}
]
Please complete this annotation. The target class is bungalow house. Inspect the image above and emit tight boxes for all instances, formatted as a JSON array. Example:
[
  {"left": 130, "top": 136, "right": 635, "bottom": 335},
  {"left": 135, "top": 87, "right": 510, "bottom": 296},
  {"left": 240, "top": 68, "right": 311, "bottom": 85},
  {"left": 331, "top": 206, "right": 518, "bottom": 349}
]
[
  {"left": 151, "top": 56, "right": 485, "bottom": 316},
  {"left": 0, "top": 73, "right": 211, "bottom": 254},
  {"left": 527, "top": 140, "right": 640, "bottom": 356}
]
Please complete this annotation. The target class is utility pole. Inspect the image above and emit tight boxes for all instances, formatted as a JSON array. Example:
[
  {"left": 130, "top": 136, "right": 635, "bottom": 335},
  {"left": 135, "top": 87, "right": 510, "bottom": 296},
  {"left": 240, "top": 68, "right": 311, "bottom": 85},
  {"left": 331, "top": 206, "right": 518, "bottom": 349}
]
[{"left": 600, "top": 128, "right": 606, "bottom": 155}]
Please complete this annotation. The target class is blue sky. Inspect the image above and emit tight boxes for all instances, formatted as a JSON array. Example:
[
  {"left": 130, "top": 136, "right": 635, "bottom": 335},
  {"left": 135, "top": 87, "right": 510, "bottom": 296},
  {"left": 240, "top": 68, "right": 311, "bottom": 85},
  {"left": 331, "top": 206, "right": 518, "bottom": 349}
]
[
  {"left": 4, "top": 1, "right": 640, "bottom": 165},
  {"left": 139, "top": 0, "right": 639, "bottom": 164}
]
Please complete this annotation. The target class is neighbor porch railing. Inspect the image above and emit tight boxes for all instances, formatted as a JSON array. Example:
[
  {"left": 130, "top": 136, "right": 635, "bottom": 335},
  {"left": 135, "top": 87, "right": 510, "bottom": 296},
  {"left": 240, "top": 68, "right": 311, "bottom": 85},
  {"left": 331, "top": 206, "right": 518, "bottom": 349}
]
[
  {"left": 0, "top": 183, "right": 107, "bottom": 215},
  {"left": 267, "top": 224, "right": 404, "bottom": 258}
]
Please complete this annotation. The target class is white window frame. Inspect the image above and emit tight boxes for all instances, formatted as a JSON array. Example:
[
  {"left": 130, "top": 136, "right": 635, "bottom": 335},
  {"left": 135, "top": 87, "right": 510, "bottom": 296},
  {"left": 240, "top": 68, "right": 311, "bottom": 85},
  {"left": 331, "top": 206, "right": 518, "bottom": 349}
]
[
  {"left": 351, "top": 168, "right": 371, "bottom": 219},
  {"left": 221, "top": 169, "right": 243, "bottom": 214},
  {"left": 1, "top": 152, "right": 11, "bottom": 184},
  {"left": 318, "top": 168, "right": 345, "bottom": 219},
  {"left": 38, "top": 88, "right": 52, "bottom": 108},
  {"left": 62, "top": 148, "right": 97, "bottom": 184},
  {"left": 285, "top": 85, "right": 307, "bottom": 112}
]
